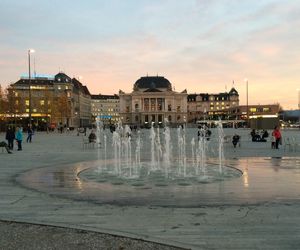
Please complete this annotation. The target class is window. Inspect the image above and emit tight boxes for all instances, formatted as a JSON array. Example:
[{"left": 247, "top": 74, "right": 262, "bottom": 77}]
[
  {"left": 25, "top": 100, "right": 29, "bottom": 106},
  {"left": 168, "top": 104, "right": 172, "bottom": 111},
  {"left": 151, "top": 115, "right": 155, "bottom": 122},
  {"left": 157, "top": 98, "right": 164, "bottom": 111},
  {"left": 150, "top": 98, "right": 156, "bottom": 111},
  {"left": 177, "top": 106, "right": 181, "bottom": 112},
  {"left": 40, "top": 100, "right": 45, "bottom": 105},
  {"left": 250, "top": 108, "right": 257, "bottom": 112},
  {"left": 158, "top": 114, "right": 163, "bottom": 122},
  {"left": 144, "top": 98, "right": 149, "bottom": 111}
]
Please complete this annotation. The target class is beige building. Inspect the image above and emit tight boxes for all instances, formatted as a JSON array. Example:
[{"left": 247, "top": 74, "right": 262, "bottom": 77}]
[
  {"left": 8, "top": 72, "right": 91, "bottom": 129},
  {"left": 119, "top": 76, "right": 188, "bottom": 126},
  {"left": 187, "top": 88, "right": 239, "bottom": 122},
  {"left": 91, "top": 94, "right": 120, "bottom": 124}
]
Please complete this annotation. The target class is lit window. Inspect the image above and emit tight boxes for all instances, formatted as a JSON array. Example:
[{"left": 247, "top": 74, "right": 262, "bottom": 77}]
[
  {"left": 26, "top": 109, "right": 29, "bottom": 112},
  {"left": 40, "top": 100, "right": 45, "bottom": 105},
  {"left": 33, "top": 109, "right": 37, "bottom": 112},
  {"left": 25, "top": 100, "right": 29, "bottom": 106}
]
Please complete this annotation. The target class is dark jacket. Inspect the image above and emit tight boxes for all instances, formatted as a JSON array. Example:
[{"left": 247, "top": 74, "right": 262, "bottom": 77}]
[{"left": 6, "top": 129, "right": 15, "bottom": 140}]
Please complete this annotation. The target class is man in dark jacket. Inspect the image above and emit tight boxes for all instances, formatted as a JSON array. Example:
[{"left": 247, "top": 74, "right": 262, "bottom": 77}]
[{"left": 5, "top": 126, "right": 15, "bottom": 150}]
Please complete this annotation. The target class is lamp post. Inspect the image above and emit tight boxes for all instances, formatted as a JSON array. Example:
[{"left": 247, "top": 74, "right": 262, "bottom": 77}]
[
  {"left": 28, "top": 49, "right": 35, "bottom": 126},
  {"left": 297, "top": 88, "right": 300, "bottom": 109},
  {"left": 244, "top": 78, "right": 249, "bottom": 128}
]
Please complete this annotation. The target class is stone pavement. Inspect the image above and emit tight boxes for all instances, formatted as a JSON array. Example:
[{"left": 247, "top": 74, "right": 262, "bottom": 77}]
[{"left": 0, "top": 128, "right": 300, "bottom": 249}]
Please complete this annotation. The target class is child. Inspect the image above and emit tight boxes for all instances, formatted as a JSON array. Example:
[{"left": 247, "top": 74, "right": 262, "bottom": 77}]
[{"left": 271, "top": 135, "right": 276, "bottom": 149}]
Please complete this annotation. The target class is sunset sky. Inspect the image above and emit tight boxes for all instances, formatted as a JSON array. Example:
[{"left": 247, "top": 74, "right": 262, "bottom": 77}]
[{"left": 1, "top": 0, "right": 300, "bottom": 109}]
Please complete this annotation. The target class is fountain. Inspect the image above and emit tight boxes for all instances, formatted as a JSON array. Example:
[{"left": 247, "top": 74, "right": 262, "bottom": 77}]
[{"left": 80, "top": 120, "right": 241, "bottom": 188}]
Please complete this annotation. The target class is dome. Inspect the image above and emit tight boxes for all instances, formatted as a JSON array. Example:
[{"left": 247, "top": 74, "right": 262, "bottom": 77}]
[{"left": 133, "top": 76, "right": 172, "bottom": 91}]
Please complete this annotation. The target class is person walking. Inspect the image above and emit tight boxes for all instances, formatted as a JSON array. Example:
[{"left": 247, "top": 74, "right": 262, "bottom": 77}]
[
  {"left": 5, "top": 126, "right": 15, "bottom": 150},
  {"left": 26, "top": 125, "right": 33, "bottom": 143},
  {"left": 272, "top": 126, "right": 282, "bottom": 149},
  {"left": 15, "top": 127, "right": 23, "bottom": 151}
]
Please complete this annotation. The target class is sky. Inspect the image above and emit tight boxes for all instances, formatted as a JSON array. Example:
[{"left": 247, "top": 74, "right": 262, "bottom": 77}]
[{"left": 0, "top": 0, "right": 300, "bottom": 109}]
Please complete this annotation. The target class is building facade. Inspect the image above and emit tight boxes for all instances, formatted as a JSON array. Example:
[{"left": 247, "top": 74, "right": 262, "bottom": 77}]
[
  {"left": 91, "top": 94, "right": 120, "bottom": 124},
  {"left": 7, "top": 72, "right": 91, "bottom": 129},
  {"left": 119, "top": 76, "right": 188, "bottom": 126},
  {"left": 187, "top": 88, "right": 239, "bottom": 122}
]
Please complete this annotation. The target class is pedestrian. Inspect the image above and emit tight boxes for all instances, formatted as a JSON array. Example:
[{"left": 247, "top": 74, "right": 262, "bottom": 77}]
[
  {"left": 88, "top": 130, "right": 97, "bottom": 143},
  {"left": 15, "top": 127, "right": 23, "bottom": 151},
  {"left": 5, "top": 126, "right": 15, "bottom": 150},
  {"left": 232, "top": 134, "right": 240, "bottom": 148},
  {"left": 26, "top": 125, "right": 33, "bottom": 143},
  {"left": 272, "top": 126, "right": 282, "bottom": 149}
]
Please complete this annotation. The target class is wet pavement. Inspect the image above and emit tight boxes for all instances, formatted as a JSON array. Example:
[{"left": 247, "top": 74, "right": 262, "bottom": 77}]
[{"left": 1, "top": 128, "right": 300, "bottom": 249}]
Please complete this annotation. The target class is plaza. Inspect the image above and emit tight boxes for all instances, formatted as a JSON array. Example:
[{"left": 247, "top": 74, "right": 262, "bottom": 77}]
[{"left": 1, "top": 127, "right": 300, "bottom": 249}]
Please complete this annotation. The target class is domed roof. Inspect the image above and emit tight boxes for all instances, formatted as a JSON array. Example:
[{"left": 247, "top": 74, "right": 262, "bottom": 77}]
[{"left": 133, "top": 76, "right": 172, "bottom": 91}]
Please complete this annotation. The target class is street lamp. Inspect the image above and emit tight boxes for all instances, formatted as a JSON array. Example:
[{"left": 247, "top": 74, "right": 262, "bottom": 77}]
[
  {"left": 28, "top": 49, "right": 35, "bottom": 126},
  {"left": 244, "top": 78, "right": 249, "bottom": 128},
  {"left": 297, "top": 88, "right": 300, "bottom": 109}
]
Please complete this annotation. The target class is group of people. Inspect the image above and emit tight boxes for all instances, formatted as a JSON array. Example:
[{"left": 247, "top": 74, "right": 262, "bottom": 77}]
[
  {"left": 231, "top": 126, "right": 281, "bottom": 149},
  {"left": 197, "top": 126, "right": 212, "bottom": 141},
  {"left": 1, "top": 125, "right": 34, "bottom": 154},
  {"left": 250, "top": 126, "right": 281, "bottom": 149},
  {"left": 250, "top": 129, "right": 269, "bottom": 142}
]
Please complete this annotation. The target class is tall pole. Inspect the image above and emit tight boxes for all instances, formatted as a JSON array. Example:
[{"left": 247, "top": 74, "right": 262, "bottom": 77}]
[
  {"left": 28, "top": 49, "right": 35, "bottom": 126},
  {"left": 28, "top": 50, "right": 31, "bottom": 126},
  {"left": 297, "top": 89, "right": 300, "bottom": 124},
  {"left": 245, "top": 78, "right": 249, "bottom": 128}
]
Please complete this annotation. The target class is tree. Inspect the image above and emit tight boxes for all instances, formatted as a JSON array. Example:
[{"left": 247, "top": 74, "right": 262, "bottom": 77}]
[{"left": 53, "top": 91, "right": 71, "bottom": 126}]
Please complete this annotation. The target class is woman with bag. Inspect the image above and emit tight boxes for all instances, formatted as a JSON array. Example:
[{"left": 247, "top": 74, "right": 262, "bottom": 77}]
[{"left": 272, "top": 126, "right": 281, "bottom": 149}]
